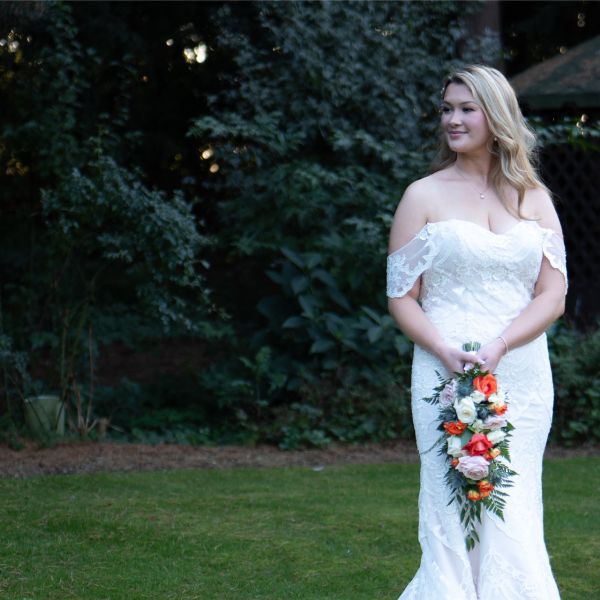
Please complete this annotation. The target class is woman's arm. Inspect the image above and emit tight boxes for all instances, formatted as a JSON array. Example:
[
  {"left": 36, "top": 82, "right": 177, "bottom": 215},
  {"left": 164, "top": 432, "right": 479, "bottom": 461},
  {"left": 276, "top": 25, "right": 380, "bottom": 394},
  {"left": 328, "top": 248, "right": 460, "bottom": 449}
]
[
  {"left": 388, "top": 182, "right": 476, "bottom": 374},
  {"left": 388, "top": 296, "right": 477, "bottom": 374},
  {"left": 476, "top": 190, "right": 566, "bottom": 371}
]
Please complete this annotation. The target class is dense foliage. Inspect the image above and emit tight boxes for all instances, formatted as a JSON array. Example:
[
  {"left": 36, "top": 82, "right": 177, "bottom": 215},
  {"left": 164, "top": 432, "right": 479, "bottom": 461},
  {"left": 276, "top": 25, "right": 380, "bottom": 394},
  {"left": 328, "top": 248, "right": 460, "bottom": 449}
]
[
  {"left": 185, "top": 1, "right": 501, "bottom": 447},
  {"left": 0, "top": 1, "right": 597, "bottom": 448},
  {"left": 548, "top": 322, "right": 600, "bottom": 445},
  {"left": 0, "top": 3, "right": 212, "bottom": 434}
]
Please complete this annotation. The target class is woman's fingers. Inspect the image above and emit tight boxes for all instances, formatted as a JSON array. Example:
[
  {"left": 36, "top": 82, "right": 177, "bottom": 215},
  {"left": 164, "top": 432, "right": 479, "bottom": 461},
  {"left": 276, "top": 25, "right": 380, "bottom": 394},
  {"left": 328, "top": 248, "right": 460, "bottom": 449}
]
[
  {"left": 475, "top": 346, "right": 502, "bottom": 373},
  {"left": 439, "top": 347, "right": 504, "bottom": 376},
  {"left": 442, "top": 349, "right": 477, "bottom": 374}
]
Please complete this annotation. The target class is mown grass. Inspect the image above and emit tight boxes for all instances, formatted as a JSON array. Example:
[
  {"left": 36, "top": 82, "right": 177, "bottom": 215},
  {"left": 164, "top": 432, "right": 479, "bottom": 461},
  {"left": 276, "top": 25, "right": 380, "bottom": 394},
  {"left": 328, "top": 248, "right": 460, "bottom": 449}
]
[{"left": 0, "top": 457, "right": 598, "bottom": 599}]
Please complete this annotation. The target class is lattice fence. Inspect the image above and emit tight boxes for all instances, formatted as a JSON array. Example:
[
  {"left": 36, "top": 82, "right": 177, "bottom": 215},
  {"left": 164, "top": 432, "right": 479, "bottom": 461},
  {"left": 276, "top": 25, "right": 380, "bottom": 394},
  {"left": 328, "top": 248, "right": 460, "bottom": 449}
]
[{"left": 541, "top": 145, "right": 600, "bottom": 326}]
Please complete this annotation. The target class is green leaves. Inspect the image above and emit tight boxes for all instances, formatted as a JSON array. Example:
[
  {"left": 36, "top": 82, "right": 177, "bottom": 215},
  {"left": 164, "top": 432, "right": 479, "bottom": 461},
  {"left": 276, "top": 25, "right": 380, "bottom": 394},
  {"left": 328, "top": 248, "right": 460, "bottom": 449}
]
[
  {"left": 548, "top": 322, "right": 600, "bottom": 445},
  {"left": 264, "top": 246, "right": 411, "bottom": 372},
  {"left": 0, "top": 1, "right": 504, "bottom": 442},
  {"left": 0, "top": 4, "right": 219, "bottom": 424},
  {"left": 41, "top": 155, "right": 210, "bottom": 332},
  {"left": 183, "top": 1, "right": 502, "bottom": 444}
]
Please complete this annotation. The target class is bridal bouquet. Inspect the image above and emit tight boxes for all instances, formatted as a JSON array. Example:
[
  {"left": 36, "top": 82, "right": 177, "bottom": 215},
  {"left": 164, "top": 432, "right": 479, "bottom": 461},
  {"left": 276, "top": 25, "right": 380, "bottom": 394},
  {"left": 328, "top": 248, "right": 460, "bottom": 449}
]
[{"left": 424, "top": 342, "right": 516, "bottom": 550}]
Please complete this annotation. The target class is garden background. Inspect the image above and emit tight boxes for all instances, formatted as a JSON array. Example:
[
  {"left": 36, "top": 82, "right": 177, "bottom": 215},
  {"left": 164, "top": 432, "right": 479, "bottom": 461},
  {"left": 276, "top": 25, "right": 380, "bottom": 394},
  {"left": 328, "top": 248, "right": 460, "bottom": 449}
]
[{"left": 1, "top": 0, "right": 599, "bottom": 450}]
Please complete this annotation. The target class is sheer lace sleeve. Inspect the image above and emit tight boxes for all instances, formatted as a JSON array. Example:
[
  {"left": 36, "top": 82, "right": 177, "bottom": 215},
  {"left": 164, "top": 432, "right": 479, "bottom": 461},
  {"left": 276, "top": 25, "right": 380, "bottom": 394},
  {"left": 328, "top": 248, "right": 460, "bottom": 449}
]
[
  {"left": 541, "top": 228, "right": 568, "bottom": 293},
  {"left": 387, "top": 225, "right": 438, "bottom": 298}
]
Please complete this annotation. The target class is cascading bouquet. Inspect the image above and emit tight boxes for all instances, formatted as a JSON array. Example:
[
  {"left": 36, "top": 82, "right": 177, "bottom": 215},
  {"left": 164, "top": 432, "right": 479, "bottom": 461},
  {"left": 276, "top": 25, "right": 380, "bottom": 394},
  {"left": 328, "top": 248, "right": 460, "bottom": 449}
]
[{"left": 424, "top": 342, "right": 516, "bottom": 550}]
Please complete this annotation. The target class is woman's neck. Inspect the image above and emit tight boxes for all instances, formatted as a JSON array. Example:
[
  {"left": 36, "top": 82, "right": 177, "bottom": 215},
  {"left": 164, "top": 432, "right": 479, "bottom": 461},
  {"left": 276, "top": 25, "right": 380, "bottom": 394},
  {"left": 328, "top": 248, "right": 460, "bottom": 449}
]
[{"left": 454, "top": 155, "right": 493, "bottom": 184}]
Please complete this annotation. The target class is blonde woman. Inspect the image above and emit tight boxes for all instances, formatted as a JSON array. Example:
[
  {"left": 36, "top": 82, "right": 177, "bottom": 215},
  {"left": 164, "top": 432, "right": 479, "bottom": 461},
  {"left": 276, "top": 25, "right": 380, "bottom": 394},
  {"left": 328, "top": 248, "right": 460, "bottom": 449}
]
[{"left": 387, "top": 65, "right": 566, "bottom": 599}]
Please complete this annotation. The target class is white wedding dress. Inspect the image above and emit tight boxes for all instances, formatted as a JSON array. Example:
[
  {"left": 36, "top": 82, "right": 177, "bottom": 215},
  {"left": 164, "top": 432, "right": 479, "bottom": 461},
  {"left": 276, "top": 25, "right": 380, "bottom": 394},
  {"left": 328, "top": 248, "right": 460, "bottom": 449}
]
[{"left": 386, "top": 219, "right": 567, "bottom": 600}]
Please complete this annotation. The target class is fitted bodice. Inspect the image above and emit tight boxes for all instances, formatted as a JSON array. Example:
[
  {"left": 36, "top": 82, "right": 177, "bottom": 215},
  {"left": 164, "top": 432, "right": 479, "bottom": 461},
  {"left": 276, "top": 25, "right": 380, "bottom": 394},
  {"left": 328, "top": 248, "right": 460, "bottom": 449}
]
[{"left": 387, "top": 218, "right": 567, "bottom": 345}]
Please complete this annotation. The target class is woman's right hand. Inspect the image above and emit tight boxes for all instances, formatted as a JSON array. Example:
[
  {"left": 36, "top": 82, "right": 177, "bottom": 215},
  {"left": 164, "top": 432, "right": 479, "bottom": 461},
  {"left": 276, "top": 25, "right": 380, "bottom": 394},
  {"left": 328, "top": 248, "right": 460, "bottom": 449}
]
[{"left": 436, "top": 345, "right": 481, "bottom": 376}]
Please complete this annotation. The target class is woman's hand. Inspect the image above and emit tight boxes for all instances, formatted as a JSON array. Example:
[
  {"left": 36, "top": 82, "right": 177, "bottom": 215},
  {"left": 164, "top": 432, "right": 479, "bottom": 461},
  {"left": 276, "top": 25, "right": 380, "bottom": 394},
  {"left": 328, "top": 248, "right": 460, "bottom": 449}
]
[
  {"left": 437, "top": 345, "right": 483, "bottom": 376},
  {"left": 475, "top": 338, "right": 506, "bottom": 373}
]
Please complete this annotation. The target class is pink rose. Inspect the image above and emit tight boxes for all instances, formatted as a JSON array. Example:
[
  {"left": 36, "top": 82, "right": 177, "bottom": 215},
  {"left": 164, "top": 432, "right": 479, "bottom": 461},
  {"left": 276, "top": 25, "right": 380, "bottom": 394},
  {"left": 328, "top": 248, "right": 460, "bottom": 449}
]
[
  {"left": 439, "top": 380, "right": 457, "bottom": 408},
  {"left": 455, "top": 455, "right": 489, "bottom": 480},
  {"left": 483, "top": 414, "right": 507, "bottom": 430}
]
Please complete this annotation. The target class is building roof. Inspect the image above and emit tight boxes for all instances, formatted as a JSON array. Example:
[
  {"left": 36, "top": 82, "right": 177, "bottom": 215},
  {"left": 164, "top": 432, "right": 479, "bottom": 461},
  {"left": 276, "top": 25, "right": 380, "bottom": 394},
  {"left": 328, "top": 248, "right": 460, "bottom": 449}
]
[{"left": 510, "top": 35, "right": 600, "bottom": 110}]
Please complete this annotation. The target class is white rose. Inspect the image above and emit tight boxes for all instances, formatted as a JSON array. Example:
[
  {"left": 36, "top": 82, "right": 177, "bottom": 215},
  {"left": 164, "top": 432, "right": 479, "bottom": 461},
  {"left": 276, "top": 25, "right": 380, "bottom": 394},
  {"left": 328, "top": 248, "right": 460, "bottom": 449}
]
[
  {"left": 454, "top": 397, "right": 477, "bottom": 424},
  {"left": 487, "top": 429, "right": 506, "bottom": 445},
  {"left": 489, "top": 390, "right": 507, "bottom": 404},
  {"left": 447, "top": 436, "right": 464, "bottom": 457},
  {"left": 471, "top": 419, "right": 484, "bottom": 433},
  {"left": 470, "top": 391, "right": 486, "bottom": 404}
]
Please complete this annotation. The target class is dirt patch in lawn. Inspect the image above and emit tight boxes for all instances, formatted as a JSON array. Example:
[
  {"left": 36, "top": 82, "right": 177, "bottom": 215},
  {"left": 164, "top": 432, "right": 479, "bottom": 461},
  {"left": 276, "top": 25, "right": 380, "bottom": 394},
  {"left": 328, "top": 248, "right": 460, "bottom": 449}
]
[{"left": 1, "top": 440, "right": 598, "bottom": 479}]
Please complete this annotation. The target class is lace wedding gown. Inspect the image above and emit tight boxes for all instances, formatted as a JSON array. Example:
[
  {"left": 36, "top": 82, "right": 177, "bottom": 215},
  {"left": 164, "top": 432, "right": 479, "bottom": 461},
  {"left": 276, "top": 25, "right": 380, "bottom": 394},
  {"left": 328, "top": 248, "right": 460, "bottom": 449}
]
[{"left": 386, "top": 219, "right": 567, "bottom": 600}]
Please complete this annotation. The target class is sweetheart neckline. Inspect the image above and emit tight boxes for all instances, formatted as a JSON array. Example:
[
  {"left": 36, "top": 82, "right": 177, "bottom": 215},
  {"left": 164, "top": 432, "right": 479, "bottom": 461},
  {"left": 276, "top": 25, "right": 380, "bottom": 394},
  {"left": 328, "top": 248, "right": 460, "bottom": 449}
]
[{"left": 427, "top": 218, "right": 530, "bottom": 237}]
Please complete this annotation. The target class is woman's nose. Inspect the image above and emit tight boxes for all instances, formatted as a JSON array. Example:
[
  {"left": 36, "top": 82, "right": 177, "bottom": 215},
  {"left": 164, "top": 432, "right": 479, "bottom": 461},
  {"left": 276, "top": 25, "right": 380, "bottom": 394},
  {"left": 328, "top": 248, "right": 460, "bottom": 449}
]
[{"left": 449, "top": 110, "right": 461, "bottom": 125}]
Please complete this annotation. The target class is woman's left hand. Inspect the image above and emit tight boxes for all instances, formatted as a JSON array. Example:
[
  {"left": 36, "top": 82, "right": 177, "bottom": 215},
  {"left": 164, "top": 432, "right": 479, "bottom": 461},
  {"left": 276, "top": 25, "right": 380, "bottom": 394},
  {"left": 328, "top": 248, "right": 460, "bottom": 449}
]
[{"left": 475, "top": 338, "right": 507, "bottom": 373}]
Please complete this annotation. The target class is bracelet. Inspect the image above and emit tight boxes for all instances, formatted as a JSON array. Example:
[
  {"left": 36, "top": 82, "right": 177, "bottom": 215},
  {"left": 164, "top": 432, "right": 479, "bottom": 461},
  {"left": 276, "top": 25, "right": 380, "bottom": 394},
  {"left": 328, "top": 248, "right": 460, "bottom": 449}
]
[{"left": 497, "top": 335, "right": 509, "bottom": 355}]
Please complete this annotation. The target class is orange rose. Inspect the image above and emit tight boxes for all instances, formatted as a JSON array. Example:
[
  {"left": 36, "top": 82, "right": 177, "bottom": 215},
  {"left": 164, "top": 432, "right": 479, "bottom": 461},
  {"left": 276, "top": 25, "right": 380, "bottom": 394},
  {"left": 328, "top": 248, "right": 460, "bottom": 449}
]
[
  {"left": 478, "top": 480, "right": 494, "bottom": 497},
  {"left": 484, "top": 447, "right": 502, "bottom": 461},
  {"left": 473, "top": 374, "right": 497, "bottom": 398},
  {"left": 463, "top": 433, "right": 493, "bottom": 456},
  {"left": 488, "top": 447, "right": 501, "bottom": 459},
  {"left": 443, "top": 421, "right": 467, "bottom": 435},
  {"left": 467, "top": 489, "right": 482, "bottom": 502}
]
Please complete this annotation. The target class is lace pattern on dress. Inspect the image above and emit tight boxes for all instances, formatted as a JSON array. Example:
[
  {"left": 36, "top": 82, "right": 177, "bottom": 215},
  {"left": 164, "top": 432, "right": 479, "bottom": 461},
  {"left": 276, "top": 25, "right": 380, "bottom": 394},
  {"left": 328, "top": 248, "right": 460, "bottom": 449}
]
[
  {"left": 541, "top": 229, "right": 568, "bottom": 293},
  {"left": 394, "top": 219, "right": 563, "bottom": 600},
  {"left": 387, "top": 225, "right": 438, "bottom": 298}
]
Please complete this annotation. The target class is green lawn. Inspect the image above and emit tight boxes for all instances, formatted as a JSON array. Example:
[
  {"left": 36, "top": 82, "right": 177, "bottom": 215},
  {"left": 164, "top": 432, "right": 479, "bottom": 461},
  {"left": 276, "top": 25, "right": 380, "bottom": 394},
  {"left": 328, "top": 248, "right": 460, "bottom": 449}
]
[{"left": 0, "top": 458, "right": 598, "bottom": 599}]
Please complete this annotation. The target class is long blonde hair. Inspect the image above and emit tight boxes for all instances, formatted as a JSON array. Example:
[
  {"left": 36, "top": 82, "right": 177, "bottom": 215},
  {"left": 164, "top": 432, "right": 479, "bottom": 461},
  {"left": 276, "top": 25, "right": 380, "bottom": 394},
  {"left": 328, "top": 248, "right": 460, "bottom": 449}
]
[{"left": 432, "top": 64, "right": 549, "bottom": 216}]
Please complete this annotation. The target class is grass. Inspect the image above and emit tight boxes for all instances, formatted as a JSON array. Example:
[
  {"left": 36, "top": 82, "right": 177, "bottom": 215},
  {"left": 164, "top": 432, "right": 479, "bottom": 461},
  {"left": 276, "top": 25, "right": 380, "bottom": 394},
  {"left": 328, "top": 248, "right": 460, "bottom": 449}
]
[{"left": 0, "top": 458, "right": 598, "bottom": 599}]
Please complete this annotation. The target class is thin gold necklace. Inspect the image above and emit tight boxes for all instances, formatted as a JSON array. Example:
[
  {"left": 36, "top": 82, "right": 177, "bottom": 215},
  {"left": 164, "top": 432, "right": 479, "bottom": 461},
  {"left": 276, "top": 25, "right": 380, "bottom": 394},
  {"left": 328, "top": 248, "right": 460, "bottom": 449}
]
[{"left": 455, "top": 165, "right": 490, "bottom": 200}]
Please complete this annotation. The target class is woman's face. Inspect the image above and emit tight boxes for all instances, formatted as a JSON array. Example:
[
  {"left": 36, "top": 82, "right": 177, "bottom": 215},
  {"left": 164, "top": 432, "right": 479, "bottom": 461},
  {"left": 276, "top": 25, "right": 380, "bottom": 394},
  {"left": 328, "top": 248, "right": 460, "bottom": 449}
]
[{"left": 441, "top": 83, "right": 491, "bottom": 155}]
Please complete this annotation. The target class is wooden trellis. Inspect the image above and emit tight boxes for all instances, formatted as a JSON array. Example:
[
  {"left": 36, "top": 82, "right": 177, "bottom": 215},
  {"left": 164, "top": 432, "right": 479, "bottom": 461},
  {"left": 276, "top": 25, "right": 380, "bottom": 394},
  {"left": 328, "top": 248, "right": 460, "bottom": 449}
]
[{"left": 541, "top": 145, "right": 600, "bottom": 326}]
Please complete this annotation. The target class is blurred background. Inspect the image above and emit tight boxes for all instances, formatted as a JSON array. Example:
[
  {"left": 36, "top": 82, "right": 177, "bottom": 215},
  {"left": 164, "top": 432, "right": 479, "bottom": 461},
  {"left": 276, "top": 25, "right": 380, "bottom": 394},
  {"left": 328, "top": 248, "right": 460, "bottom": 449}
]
[{"left": 0, "top": 0, "right": 598, "bottom": 450}]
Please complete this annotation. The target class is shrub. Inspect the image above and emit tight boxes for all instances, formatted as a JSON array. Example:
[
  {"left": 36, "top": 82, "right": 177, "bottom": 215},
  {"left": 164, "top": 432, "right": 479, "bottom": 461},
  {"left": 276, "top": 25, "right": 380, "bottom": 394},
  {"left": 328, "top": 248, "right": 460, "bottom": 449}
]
[
  {"left": 548, "top": 322, "right": 600, "bottom": 445},
  {"left": 185, "top": 1, "right": 499, "bottom": 445},
  {"left": 0, "top": 4, "right": 215, "bottom": 434}
]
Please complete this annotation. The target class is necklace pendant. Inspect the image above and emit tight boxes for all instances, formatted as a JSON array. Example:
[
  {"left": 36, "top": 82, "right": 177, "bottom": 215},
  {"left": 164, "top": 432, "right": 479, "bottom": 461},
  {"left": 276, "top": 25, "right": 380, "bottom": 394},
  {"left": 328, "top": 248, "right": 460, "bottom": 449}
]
[{"left": 480, "top": 193, "right": 485, "bottom": 200}]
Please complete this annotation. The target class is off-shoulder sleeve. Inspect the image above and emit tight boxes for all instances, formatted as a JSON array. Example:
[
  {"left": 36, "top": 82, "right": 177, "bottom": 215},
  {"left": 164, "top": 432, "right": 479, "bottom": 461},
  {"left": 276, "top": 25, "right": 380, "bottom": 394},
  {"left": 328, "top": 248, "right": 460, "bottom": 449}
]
[
  {"left": 541, "top": 228, "right": 568, "bottom": 294},
  {"left": 386, "top": 225, "right": 438, "bottom": 298}
]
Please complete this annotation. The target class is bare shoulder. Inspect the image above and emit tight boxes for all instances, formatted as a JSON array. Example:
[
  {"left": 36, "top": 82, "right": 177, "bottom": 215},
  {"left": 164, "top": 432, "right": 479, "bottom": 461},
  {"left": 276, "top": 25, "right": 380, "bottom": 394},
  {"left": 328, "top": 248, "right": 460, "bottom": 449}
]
[
  {"left": 522, "top": 187, "right": 563, "bottom": 235},
  {"left": 392, "top": 172, "right": 448, "bottom": 218},
  {"left": 388, "top": 174, "right": 439, "bottom": 251}
]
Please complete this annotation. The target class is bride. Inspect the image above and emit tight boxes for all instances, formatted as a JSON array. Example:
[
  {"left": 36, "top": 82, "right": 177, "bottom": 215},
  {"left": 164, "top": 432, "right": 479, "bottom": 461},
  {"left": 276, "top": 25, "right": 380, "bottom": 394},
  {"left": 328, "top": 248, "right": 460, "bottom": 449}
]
[{"left": 387, "top": 65, "right": 567, "bottom": 599}]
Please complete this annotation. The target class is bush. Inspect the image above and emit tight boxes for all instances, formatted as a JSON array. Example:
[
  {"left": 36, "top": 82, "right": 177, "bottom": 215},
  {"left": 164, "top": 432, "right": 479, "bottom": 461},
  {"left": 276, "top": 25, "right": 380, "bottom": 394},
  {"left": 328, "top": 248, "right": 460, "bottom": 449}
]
[
  {"left": 549, "top": 322, "right": 600, "bottom": 445},
  {"left": 0, "top": 3, "right": 216, "bottom": 436},
  {"left": 184, "top": 0, "right": 499, "bottom": 445}
]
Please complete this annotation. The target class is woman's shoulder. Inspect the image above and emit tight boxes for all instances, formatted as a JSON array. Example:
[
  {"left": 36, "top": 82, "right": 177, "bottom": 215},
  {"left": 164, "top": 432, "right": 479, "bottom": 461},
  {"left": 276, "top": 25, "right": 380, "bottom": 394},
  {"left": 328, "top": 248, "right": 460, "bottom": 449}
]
[
  {"left": 389, "top": 172, "right": 450, "bottom": 251},
  {"left": 397, "top": 170, "right": 451, "bottom": 212},
  {"left": 405, "top": 169, "right": 452, "bottom": 194},
  {"left": 522, "top": 187, "right": 562, "bottom": 234}
]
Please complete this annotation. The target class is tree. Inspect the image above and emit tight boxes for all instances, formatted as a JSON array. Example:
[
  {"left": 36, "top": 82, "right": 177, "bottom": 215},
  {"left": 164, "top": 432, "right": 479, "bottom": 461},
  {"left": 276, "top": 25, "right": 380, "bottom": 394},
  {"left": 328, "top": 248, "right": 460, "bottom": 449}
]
[
  {"left": 0, "top": 3, "right": 211, "bottom": 429},
  {"left": 189, "top": 1, "right": 499, "bottom": 445},
  {"left": 0, "top": 1, "right": 499, "bottom": 445}
]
